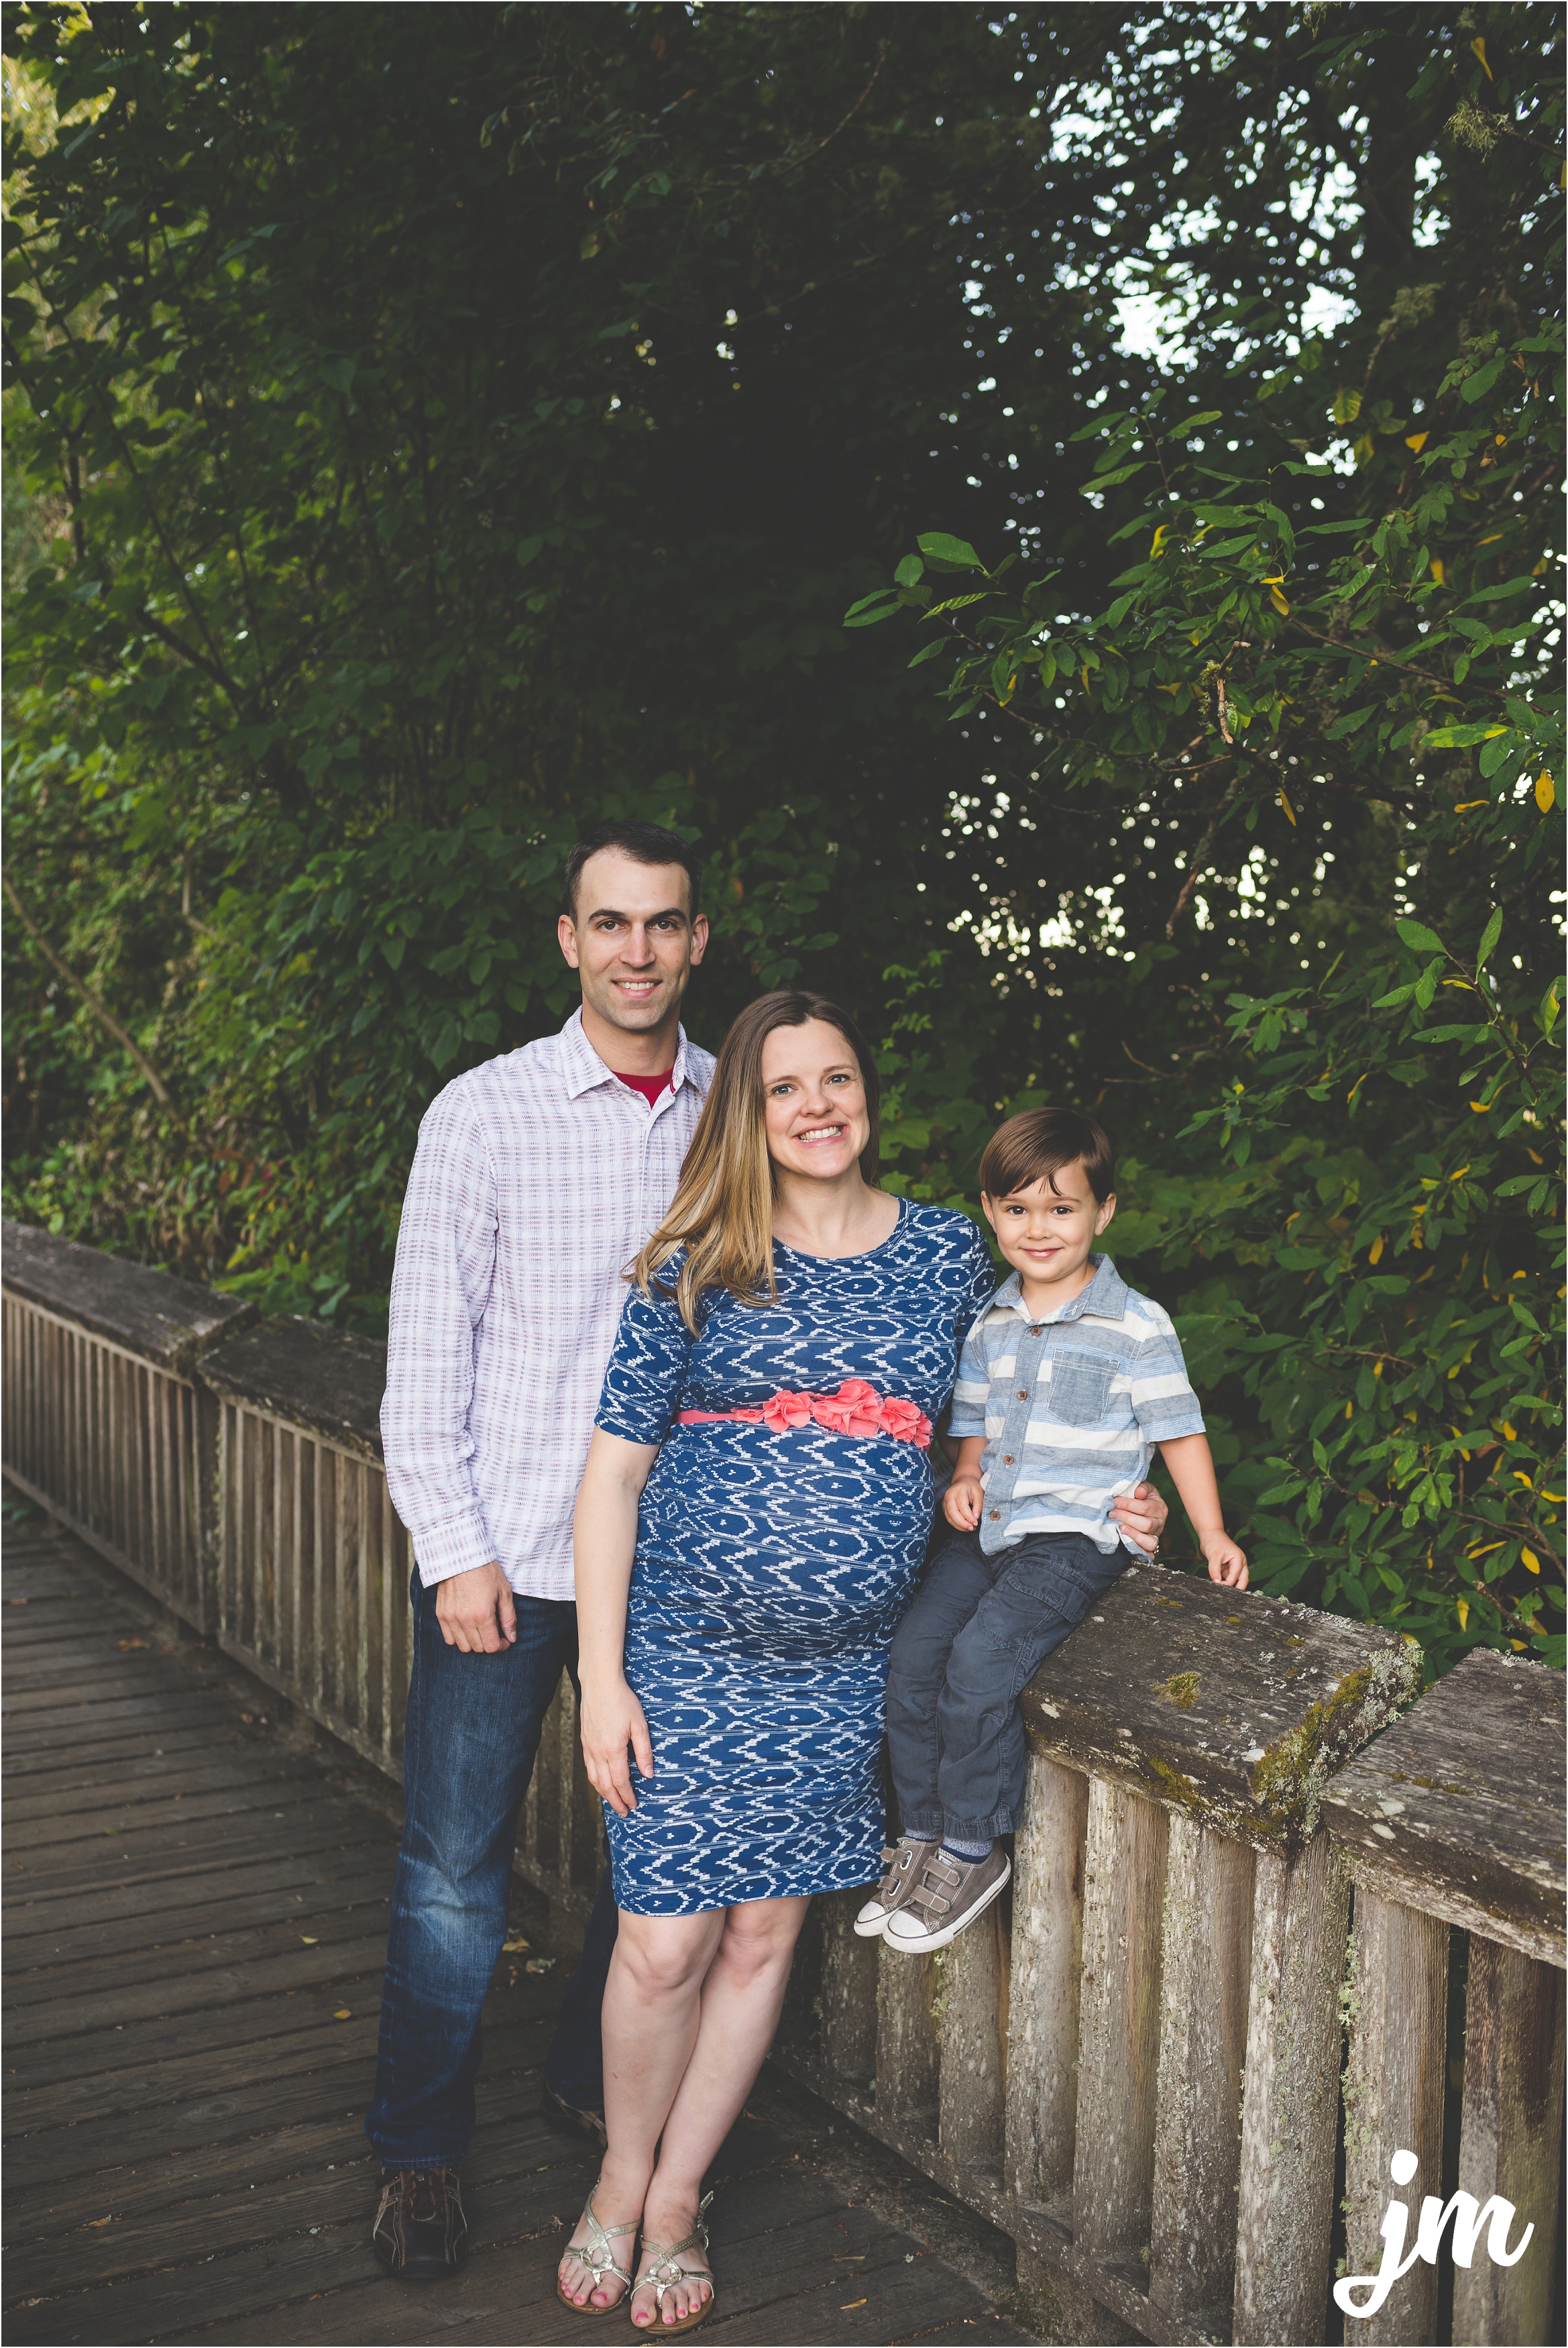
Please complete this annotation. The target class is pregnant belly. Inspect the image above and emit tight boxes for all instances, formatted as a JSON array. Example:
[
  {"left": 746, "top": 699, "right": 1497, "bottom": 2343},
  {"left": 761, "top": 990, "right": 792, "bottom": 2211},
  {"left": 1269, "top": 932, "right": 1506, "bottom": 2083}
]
[{"left": 629, "top": 1541, "right": 918, "bottom": 1654}]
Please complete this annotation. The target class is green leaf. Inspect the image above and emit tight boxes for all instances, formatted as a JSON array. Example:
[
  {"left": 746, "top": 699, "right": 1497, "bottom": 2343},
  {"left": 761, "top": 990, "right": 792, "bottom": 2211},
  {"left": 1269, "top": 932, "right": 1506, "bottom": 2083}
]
[
  {"left": 1422, "top": 722, "right": 1510, "bottom": 748},
  {"left": 1396, "top": 918, "right": 1445, "bottom": 953},
  {"left": 893, "top": 555, "right": 925, "bottom": 588},
  {"left": 916, "top": 533, "right": 985, "bottom": 570},
  {"left": 1475, "top": 908, "right": 1503, "bottom": 969},
  {"left": 1170, "top": 411, "right": 1223, "bottom": 439},
  {"left": 907, "top": 639, "right": 948, "bottom": 669}
]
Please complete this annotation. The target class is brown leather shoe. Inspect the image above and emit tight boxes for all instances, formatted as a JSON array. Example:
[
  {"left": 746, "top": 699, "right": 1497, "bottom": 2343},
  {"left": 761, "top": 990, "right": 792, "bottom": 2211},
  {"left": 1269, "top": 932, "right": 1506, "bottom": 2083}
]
[{"left": 372, "top": 2165, "right": 469, "bottom": 2280}]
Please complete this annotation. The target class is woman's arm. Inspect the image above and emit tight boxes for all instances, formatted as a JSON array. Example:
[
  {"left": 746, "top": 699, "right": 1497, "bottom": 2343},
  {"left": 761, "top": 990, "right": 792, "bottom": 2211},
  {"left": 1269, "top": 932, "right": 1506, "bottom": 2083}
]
[{"left": 574, "top": 1427, "right": 661, "bottom": 1815}]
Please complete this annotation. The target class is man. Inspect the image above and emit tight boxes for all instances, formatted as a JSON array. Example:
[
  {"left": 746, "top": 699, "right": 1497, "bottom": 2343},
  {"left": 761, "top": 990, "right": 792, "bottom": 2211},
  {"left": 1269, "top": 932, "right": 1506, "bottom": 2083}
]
[{"left": 367, "top": 819, "right": 714, "bottom": 2280}]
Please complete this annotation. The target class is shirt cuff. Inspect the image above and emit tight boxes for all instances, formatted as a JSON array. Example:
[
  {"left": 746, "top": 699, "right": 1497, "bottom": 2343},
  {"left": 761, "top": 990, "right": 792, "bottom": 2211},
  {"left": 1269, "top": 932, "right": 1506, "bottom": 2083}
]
[
  {"left": 411, "top": 1507, "right": 501, "bottom": 1587},
  {"left": 1138, "top": 1410, "right": 1207, "bottom": 1443},
  {"left": 946, "top": 1411, "right": 988, "bottom": 1440}
]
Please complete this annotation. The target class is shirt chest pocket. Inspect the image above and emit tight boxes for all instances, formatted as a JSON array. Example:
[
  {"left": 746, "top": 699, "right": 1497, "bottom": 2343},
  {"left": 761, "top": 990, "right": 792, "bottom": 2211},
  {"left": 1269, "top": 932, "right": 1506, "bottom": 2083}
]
[{"left": 1046, "top": 1348, "right": 1116, "bottom": 1427}]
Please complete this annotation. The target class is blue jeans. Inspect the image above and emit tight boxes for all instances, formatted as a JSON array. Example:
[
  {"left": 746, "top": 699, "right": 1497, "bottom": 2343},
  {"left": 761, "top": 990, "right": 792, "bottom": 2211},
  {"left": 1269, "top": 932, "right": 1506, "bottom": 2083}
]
[
  {"left": 365, "top": 1576, "right": 619, "bottom": 2170},
  {"left": 885, "top": 1527, "right": 1126, "bottom": 1842}
]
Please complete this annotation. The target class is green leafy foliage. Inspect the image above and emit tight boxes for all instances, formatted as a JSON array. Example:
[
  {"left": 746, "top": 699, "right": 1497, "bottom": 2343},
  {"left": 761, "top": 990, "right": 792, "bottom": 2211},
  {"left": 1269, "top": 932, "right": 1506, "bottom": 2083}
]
[{"left": 4, "top": 3, "right": 1563, "bottom": 1669}]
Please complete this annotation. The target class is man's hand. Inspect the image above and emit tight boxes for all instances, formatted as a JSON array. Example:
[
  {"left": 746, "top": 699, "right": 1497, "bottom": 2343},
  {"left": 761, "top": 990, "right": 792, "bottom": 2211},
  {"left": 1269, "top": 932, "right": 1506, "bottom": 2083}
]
[
  {"left": 435, "top": 1561, "right": 517, "bottom": 1654},
  {"left": 943, "top": 1472, "right": 985, "bottom": 1530},
  {"left": 1108, "top": 1481, "right": 1168, "bottom": 1556},
  {"left": 579, "top": 1675, "right": 655, "bottom": 1817}
]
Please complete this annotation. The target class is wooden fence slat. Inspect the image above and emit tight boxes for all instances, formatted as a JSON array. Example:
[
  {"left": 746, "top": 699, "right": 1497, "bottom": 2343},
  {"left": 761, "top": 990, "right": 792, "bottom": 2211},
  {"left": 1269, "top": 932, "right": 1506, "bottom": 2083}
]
[
  {"left": 1453, "top": 1935, "right": 1566, "bottom": 2347},
  {"left": 1150, "top": 1817, "right": 1254, "bottom": 2328},
  {"left": 876, "top": 1939, "right": 942, "bottom": 2132},
  {"left": 938, "top": 1897, "right": 1009, "bottom": 2174},
  {"left": 1005, "top": 1751, "right": 1088, "bottom": 2217},
  {"left": 1073, "top": 1778, "right": 1168, "bottom": 2264},
  {"left": 820, "top": 1891, "right": 879, "bottom": 2086},
  {"left": 1340, "top": 1886, "right": 1449, "bottom": 2347},
  {"left": 1233, "top": 1834, "right": 1351, "bottom": 2347}
]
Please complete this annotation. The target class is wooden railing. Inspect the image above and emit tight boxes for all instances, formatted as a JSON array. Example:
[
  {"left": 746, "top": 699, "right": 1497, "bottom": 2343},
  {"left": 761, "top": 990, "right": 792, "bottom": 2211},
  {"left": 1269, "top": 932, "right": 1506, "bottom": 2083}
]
[{"left": 4, "top": 1220, "right": 1563, "bottom": 2343}]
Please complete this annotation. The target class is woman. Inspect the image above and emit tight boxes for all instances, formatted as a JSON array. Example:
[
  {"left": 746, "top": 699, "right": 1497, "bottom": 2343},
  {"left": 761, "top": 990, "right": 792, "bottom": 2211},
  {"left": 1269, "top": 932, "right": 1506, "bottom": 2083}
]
[
  {"left": 556, "top": 990, "right": 1164, "bottom": 2330},
  {"left": 555, "top": 988, "right": 991, "bottom": 2331}
]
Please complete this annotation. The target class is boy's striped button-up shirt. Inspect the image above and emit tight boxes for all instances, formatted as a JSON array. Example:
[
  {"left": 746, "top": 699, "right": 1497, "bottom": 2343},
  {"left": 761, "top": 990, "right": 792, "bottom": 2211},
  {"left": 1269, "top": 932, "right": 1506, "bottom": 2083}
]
[
  {"left": 380, "top": 1008, "right": 715, "bottom": 1601},
  {"left": 948, "top": 1252, "right": 1205, "bottom": 1556}
]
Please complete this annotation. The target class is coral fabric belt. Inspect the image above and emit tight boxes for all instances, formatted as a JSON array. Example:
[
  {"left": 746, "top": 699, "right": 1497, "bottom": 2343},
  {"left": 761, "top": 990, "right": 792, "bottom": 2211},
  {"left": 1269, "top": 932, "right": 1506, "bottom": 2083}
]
[{"left": 678, "top": 1378, "right": 932, "bottom": 1449}]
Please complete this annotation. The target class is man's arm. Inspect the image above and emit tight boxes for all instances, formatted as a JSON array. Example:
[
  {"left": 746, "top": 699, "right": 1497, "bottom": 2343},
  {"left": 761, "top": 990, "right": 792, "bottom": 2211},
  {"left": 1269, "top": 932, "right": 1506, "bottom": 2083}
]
[{"left": 380, "top": 1090, "right": 508, "bottom": 1617}]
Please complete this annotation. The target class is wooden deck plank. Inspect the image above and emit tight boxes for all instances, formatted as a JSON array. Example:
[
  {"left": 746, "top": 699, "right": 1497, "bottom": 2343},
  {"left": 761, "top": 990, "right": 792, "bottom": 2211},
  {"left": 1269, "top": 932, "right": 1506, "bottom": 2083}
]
[{"left": 3, "top": 1502, "right": 1031, "bottom": 2347}]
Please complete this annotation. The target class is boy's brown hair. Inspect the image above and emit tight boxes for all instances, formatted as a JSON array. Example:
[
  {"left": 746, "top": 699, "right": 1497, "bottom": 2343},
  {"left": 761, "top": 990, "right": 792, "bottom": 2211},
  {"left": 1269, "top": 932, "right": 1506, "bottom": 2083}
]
[{"left": 979, "top": 1106, "right": 1115, "bottom": 1206}]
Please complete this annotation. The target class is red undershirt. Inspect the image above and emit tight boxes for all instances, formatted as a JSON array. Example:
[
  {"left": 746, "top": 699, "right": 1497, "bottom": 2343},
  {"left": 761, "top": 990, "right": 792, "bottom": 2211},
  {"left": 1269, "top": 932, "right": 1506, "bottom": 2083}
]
[{"left": 614, "top": 1068, "right": 673, "bottom": 1108}]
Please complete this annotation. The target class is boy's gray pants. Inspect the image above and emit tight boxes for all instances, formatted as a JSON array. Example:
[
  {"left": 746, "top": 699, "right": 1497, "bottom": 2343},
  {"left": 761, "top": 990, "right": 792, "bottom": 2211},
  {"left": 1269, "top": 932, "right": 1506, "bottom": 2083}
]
[{"left": 886, "top": 1526, "right": 1127, "bottom": 1843}]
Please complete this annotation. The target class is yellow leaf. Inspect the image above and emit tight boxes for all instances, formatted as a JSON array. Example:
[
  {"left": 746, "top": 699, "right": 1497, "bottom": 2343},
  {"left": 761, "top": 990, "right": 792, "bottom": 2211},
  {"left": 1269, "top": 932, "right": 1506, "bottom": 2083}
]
[
  {"left": 1270, "top": 586, "right": 1290, "bottom": 615},
  {"left": 1469, "top": 1100, "right": 1492, "bottom": 1112},
  {"left": 1512, "top": 1472, "right": 1534, "bottom": 1488},
  {"left": 1455, "top": 1598, "right": 1469, "bottom": 1630},
  {"left": 1277, "top": 786, "right": 1296, "bottom": 824},
  {"left": 1430, "top": 558, "right": 1445, "bottom": 585},
  {"left": 502, "top": 1934, "right": 532, "bottom": 1954},
  {"left": 841, "top": 2302, "right": 868, "bottom": 2312},
  {"left": 1541, "top": 1489, "right": 1565, "bottom": 1502},
  {"left": 1331, "top": 385, "right": 1361, "bottom": 425},
  {"left": 1369, "top": 1236, "right": 1384, "bottom": 1263},
  {"left": 1373, "top": 1359, "right": 1384, "bottom": 1379},
  {"left": 1404, "top": 431, "right": 1429, "bottom": 453},
  {"left": 334, "top": 2008, "right": 352, "bottom": 2021},
  {"left": 1503, "top": 1421, "right": 1518, "bottom": 1440},
  {"left": 1470, "top": 34, "right": 1492, "bottom": 77},
  {"left": 1449, "top": 1165, "right": 1469, "bottom": 1181},
  {"left": 300, "top": 1935, "right": 319, "bottom": 1945},
  {"left": 1467, "top": 1541, "right": 1505, "bottom": 1559},
  {"left": 1345, "top": 1400, "right": 1353, "bottom": 1419},
  {"left": 1535, "top": 771, "right": 1555, "bottom": 812},
  {"left": 1453, "top": 799, "right": 1488, "bottom": 812},
  {"left": 1082, "top": 664, "right": 1091, "bottom": 691},
  {"left": 1522, "top": 1550, "right": 1540, "bottom": 1573},
  {"left": 1150, "top": 525, "right": 1168, "bottom": 558}
]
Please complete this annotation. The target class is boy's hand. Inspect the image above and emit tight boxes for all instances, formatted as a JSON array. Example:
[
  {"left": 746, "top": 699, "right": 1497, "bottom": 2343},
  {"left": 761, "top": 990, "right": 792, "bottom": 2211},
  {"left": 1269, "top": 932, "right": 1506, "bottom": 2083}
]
[
  {"left": 1200, "top": 1530, "right": 1249, "bottom": 1590},
  {"left": 943, "top": 1473, "right": 985, "bottom": 1530}
]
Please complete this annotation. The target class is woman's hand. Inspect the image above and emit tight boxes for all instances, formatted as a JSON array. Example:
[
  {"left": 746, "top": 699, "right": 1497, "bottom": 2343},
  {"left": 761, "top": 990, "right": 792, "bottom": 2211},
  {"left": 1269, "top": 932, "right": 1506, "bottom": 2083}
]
[
  {"left": 943, "top": 1472, "right": 985, "bottom": 1530},
  {"left": 580, "top": 1675, "right": 655, "bottom": 1816}
]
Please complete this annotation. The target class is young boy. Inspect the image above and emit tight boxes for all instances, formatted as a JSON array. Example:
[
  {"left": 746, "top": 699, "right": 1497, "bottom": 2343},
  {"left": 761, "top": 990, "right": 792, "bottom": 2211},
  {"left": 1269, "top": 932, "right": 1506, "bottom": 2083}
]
[{"left": 858, "top": 1106, "right": 1247, "bottom": 1954}]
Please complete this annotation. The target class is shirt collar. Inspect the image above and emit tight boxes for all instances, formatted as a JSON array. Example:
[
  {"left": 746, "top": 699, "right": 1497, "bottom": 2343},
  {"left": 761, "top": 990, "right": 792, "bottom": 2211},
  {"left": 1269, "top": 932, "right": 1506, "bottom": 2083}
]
[
  {"left": 557, "top": 1004, "right": 693, "bottom": 1103},
  {"left": 990, "top": 1252, "right": 1127, "bottom": 1326}
]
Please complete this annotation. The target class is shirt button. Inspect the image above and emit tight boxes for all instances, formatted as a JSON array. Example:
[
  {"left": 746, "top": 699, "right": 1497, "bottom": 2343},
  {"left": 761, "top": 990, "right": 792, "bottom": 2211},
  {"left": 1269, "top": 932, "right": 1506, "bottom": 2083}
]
[
  {"left": 1003, "top": 1454, "right": 1014, "bottom": 1466},
  {"left": 989, "top": 1509, "right": 1001, "bottom": 1520},
  {"left": 1017, "top": 1388, "right": 1028, "bottom": 1399},
  {"left": 1029, "top": 1324, "right": 1044, "bottom": 1336}
]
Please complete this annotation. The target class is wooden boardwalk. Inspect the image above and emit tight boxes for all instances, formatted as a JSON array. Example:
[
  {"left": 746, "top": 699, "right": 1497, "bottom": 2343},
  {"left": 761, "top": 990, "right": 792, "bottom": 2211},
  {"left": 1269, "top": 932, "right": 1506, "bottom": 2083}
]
[{"left": 3, "top": 1497, "right": 1035, "bottom": 2348}]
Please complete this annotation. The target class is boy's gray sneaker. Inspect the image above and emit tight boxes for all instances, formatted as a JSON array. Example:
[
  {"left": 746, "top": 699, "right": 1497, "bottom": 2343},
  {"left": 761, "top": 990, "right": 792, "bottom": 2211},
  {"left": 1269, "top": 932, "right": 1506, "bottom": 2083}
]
[
  {"left": 883, "top": 1844, "right": 1011, "bottom": 1953},
  {"left": 854, "top": 1835, "right": 940, "bottom": 1937}
]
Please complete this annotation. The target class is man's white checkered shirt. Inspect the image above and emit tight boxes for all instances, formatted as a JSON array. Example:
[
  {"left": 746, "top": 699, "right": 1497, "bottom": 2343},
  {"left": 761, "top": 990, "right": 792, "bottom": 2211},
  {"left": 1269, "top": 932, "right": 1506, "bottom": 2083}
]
[{"left": 380, "top": 1007, "right": 716, "bottom": 1600}]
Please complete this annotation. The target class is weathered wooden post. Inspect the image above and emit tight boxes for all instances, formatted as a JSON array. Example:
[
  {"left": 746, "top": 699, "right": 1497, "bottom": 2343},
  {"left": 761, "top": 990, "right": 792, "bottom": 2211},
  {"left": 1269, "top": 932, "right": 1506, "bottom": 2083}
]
[{"left": 1325, "top": 1648, "right": 1566, "bottom": 2348}]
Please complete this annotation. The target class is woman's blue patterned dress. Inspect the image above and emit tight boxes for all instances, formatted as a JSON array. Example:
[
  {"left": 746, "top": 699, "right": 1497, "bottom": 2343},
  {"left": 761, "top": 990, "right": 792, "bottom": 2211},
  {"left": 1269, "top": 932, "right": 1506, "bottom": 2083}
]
[{"left": 594, "top": 1198, "right": 994, "bottom": 1915}]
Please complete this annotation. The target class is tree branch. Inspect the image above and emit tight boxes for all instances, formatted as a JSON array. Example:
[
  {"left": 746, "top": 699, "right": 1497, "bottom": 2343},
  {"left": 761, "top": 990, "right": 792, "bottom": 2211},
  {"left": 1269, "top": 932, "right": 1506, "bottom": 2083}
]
[{"left": 3, "top": 868, "right": 175, "bottom": 1108}]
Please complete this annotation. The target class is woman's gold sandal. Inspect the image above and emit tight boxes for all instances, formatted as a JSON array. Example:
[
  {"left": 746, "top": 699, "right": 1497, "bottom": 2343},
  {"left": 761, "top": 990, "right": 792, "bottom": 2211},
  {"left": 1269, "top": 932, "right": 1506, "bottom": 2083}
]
[
  {"left": 555, "top": 2186, "right": 639, "bottom": 2319},
  {"left": 631, "top": 2191, "right": 715, "bottom": 2336}
]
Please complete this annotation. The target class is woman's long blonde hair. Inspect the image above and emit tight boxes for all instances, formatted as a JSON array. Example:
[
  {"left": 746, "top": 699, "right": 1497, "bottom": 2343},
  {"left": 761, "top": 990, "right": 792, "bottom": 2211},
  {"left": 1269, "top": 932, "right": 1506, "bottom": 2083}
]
[{"left": 632, "top": 990, "right": 881, "bottom": 1332}]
